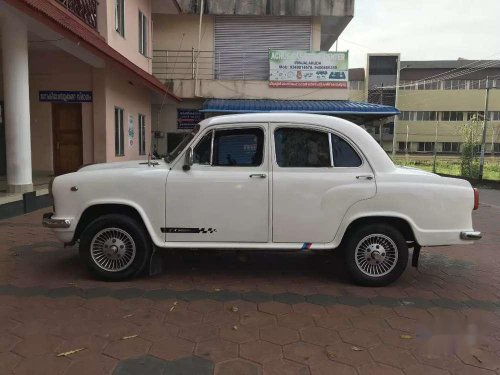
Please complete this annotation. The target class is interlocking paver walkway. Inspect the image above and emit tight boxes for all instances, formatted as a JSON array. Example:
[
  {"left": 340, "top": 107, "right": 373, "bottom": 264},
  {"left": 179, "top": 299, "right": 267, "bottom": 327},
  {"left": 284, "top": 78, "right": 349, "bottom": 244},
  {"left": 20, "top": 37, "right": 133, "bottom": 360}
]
[{"left": 0, "top": 189, "right": 500, "bottom": 374}]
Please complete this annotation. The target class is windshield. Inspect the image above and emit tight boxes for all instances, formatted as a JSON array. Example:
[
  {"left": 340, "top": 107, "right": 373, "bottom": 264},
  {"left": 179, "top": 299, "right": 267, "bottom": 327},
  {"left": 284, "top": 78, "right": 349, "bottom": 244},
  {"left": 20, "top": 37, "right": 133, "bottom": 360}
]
[{"left": 164, "top": 124, "right": 200, "bottom": 163}]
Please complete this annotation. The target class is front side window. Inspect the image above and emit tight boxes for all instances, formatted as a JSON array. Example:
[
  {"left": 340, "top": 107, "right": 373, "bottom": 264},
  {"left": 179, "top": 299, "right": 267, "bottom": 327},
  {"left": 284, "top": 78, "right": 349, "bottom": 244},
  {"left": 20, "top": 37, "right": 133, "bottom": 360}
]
[
  {"left": 115, "top": 0, "right": 125, "bottom": 36},
  {"left": 138, "top": 114, "right": 146, "bottom": 155},
  {"left": 213, "top": 128, "right": 264, "bottom": 167},
  {"left": 115, "top": 107, "right": 124, "bottom": 156},
  {"left": 138, "top": 11, "right": 147, "bottom": 55}
]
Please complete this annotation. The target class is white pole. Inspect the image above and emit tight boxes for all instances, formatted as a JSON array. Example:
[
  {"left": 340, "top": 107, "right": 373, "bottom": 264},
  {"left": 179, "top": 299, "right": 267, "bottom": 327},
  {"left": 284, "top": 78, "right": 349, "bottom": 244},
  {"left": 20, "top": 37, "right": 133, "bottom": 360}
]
[
  {"left": 194, "top": 0, "right": 205, "bottom": 97},
  {"left": 2, "top": 16, "right": 33, "bottom": 193}
]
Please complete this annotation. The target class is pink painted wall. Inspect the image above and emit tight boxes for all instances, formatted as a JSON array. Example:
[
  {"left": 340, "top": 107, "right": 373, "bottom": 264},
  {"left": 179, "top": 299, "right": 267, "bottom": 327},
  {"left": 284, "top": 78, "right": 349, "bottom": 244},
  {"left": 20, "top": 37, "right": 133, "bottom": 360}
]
[
  {"left": 102, "top": 0, "right": 152, "bottom": 73},
  {"left": 103, "top": 65, "right": 152, "bottom": 162}
]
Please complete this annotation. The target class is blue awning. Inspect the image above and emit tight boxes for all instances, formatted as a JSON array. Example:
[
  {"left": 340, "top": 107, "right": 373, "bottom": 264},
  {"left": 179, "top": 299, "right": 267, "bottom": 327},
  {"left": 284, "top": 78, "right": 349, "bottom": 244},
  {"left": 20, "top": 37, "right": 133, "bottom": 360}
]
[{"left": 201, "top": 99, "right": 399, "bottom": 119}]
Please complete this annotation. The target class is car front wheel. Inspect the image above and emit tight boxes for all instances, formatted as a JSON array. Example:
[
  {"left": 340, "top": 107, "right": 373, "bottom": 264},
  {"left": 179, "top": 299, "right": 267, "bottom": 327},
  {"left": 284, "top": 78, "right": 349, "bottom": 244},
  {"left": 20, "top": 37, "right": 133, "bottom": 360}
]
[
  {"left": 79, "top": 214, "right": 152, "bottom": 280},
  {"left": 345, "top": 223, "right": 408, "bottom": 286}
]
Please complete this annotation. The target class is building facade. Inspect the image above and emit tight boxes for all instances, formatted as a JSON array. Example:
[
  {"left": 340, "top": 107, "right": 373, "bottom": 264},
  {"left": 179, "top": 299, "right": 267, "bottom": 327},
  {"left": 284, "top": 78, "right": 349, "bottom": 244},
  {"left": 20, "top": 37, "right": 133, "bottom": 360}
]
[
  {"left": 0, "top": 0, "right": 180, "bottom": 193},
  {"left": 150, "top": 0, "right": 383, "bottom": 155},
  {"left": 350, "top": 57, "right": 500, "bottom": 154}
]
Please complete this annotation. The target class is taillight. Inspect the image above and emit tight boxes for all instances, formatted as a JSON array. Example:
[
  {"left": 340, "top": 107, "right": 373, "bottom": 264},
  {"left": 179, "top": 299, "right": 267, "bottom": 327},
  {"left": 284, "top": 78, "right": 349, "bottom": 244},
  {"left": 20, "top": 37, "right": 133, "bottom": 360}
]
[{"left": 473, "top": 188, "right": 479, "bottom": 210}]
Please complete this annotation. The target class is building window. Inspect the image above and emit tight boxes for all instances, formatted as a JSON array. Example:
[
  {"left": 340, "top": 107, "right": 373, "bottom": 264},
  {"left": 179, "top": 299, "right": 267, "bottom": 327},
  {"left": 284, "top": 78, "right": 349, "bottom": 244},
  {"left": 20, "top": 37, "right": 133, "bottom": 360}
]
[
  {"left": 398, "top": 142, "right": 406, "bottom": 152},
  {"left": 349, "top": 81, "right": 364, "bottom": 90},
  {"left": 443, "top": 80, "right": 467, "bottom": 90},
  {"left": 418, "top": 142, "right": 433, "bottom": 152},
  {"left": 138, "top": 10, "right": 148, "bottom": 56},
  {"left": 138, "top": 114, "right": 146, "bottom": 155},
  {"left": 115, "top": 0, "right": 125, "bottom": 37},
  {"left": 494, "top": 143, "right": 500, "bottom": 153},
  {"left": 467, "top": 111, "right": 485, "bottom": 121},
  {"left": 442, "top": 142, "right": 461, "bottom": 153},
  {"left": 416, "top": 111, "right": 437, "bottom": 121},
  {"left": 441, "top": 111, "right": 464, "bottom": 121},
  {"left": 399, "top": 111, "right": 415, "bottom": 121},
  {"left": 424, "top": 81, "right": 440, "bottom": 90},
  {"left": 488, "top": 111, "right": 500, "bottom": 121},
  {"left": 115, "top": 107, "right": 124, "bottom": 156}
]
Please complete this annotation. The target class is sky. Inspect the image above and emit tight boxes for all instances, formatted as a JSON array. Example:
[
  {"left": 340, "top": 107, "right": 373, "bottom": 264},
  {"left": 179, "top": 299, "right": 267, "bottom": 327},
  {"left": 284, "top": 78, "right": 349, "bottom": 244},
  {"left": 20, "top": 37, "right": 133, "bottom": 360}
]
[{"left": 336, "top": 0, "right": 500, "bottom": 68}]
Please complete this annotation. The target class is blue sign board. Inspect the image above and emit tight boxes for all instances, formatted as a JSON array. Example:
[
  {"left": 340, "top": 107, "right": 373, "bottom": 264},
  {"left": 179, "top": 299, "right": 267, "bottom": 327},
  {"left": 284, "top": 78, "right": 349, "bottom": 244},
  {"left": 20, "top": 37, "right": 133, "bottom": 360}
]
[
  {"left": 177, "top": 109, "right": 203, "bottom": 130},
  {"left": 39, "top": 91, "right": 93, "bottom": 103}
]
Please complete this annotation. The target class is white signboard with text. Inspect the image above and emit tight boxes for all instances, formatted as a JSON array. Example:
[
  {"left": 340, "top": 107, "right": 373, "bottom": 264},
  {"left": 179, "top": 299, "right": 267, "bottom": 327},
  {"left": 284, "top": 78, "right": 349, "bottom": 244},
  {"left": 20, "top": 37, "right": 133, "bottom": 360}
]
[{"left": 269, "top": 50, "right": 348, "bottom": 88}]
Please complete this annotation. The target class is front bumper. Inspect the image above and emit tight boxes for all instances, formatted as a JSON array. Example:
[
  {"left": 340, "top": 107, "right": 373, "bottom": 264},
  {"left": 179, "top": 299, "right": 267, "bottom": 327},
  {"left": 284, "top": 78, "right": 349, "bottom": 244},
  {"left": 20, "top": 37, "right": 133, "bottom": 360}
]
[
  {"left": 42, "top": 212, "right": 71, "bottom": 229},
  {"left": 460, "top": 231, "right": 482, "bottom": 240}
]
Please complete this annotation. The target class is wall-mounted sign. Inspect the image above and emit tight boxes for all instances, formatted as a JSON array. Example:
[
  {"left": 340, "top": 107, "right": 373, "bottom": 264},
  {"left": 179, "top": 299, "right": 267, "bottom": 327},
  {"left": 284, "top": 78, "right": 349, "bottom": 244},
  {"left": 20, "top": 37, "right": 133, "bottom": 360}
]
[
  {"left": 177, "top": 109, "right": 203, "bottom": 130},
  {"left": 269, "top": 50, "right": 348, "bottom": 88},
  {"left": 39, "top": 91, "right": 93, "bottom": 102},
  {"left": 128, "top": 114, "right": 135, "bottom": 147}
]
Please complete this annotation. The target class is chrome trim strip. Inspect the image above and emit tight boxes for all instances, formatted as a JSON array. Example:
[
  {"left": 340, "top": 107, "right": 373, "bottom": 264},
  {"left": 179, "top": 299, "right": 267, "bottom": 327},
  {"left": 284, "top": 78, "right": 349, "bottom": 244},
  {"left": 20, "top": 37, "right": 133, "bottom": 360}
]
[
  {"left": 460, "top": 231, "right": 482, "bottom": 240},
  {"left": 42, "top": 213, "right": 71, "bottom": 229}
]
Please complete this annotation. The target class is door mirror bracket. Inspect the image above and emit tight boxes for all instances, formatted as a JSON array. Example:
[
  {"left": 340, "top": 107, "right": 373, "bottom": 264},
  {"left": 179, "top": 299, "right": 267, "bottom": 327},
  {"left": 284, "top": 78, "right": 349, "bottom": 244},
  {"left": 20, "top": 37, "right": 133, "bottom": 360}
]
[{"left": 183, "top": 147, "right": 193, "bottom": 171}]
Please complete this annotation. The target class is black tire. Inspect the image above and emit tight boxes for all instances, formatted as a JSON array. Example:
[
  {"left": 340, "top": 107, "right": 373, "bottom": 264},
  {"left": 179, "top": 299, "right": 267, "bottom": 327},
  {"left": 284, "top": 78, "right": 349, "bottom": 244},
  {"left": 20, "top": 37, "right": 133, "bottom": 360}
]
[
  {"left": 79, "top": 214, "right": 152, "bottom": 281},
  {"left": 344, "top": 223, "right": 408, "bottom": 287}
]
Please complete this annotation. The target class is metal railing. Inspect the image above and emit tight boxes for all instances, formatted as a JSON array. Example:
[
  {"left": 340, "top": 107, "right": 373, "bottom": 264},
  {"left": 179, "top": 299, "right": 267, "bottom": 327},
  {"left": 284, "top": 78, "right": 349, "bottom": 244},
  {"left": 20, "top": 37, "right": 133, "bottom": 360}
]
[
  {"left": 152, "top": 49, "right": 269, "bottom": 82},
  {"left": 57, "top": 0, "right": 98, "bottom": 29}
]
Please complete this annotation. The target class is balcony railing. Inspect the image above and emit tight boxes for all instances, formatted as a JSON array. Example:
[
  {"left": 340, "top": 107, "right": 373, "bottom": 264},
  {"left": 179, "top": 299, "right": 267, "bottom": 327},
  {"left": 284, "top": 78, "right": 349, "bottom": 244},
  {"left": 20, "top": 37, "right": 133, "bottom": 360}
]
[
  {"left": 152, "top": 49, "right": 269, "bottom": 82},
  {"left": 57, "top": 0, "right": 98, "bottom": 29}
]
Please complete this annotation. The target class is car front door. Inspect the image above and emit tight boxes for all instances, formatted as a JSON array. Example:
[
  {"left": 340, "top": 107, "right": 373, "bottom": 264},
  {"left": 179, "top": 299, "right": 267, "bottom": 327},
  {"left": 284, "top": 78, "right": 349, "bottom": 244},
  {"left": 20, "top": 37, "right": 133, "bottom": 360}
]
[
  {"left": 271, "top": 124, "right": 376, "bottom": 244},
  {"left": 164, "top": 124, "right": 269, "bottom": 243}
]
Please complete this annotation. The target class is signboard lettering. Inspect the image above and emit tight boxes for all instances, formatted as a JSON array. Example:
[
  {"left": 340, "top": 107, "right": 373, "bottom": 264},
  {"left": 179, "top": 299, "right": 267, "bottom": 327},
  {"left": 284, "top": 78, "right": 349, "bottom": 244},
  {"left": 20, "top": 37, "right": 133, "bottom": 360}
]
[
  {"left": 269, "top": 50, "right": 348, "bottom": 88},
  {"left": 39, "top": 91, "right": 93, "bottom": 103},
  {"left": 177, "top": 109, "right": 203, "bottom": 130}
]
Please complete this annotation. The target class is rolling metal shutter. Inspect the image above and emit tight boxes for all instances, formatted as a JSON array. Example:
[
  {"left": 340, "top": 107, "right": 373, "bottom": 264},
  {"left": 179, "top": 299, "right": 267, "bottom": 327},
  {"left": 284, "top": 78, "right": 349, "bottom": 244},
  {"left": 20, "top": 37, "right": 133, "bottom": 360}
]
[{"left": 214, "top": 16, "right": 312, "bottom": 80}]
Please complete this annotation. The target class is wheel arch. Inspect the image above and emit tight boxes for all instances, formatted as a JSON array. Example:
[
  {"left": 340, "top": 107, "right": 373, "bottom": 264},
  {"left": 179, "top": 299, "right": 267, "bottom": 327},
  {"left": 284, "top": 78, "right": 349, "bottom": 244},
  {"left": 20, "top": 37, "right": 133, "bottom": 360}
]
[
  {"left": 72, "top": 203, "right": 151, "bottom": 244},
  {"left": 339, "top": 215, "right": 417, "bottom": 247}
]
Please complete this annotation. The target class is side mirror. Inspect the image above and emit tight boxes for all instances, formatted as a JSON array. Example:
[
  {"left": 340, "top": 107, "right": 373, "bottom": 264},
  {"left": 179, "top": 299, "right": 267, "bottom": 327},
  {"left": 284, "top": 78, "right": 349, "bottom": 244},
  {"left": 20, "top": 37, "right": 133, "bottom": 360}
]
[{"left": 183, "top": 147, "right": 193, "bottom": 171}]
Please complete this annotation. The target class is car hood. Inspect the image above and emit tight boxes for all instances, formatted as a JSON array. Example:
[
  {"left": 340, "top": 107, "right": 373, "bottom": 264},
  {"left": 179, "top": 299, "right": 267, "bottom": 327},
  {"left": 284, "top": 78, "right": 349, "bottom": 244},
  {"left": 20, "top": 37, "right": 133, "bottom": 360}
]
[{"left": 78, "top": 160, "right": 168, "bottom": 172}]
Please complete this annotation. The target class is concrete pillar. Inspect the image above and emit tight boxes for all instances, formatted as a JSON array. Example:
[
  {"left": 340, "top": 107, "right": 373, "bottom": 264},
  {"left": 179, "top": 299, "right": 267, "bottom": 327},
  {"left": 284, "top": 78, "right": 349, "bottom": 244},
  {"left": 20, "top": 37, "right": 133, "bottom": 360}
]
[{"left": 2, "top": 16, "right": 33, "bottom": 193}]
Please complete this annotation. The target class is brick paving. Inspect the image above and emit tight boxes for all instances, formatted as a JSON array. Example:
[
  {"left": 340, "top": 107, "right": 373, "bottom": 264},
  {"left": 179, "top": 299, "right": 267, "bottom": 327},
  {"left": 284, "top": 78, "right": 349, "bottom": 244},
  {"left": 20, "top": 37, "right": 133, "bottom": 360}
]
[{"left": 0, "top": 190, "right": 499, "bottom": 374}]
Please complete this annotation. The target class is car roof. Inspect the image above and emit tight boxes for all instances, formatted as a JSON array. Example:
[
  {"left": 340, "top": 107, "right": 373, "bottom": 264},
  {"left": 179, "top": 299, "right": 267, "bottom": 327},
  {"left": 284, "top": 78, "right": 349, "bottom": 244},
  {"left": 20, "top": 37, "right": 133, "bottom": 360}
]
[{"left": 199, "top": 113, "right": 396, "bottom": 173}]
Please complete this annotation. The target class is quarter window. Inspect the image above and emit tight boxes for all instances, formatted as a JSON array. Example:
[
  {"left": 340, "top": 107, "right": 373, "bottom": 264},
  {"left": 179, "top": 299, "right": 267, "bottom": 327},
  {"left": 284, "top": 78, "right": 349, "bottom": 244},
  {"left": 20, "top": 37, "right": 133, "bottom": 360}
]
[
  {"left": 213, "top": 128, "right": 264, "bottom": 167},
  {"left": 115, "top": 107, "right": 124, "bottom": 156},
  {"left": 330, "top": 134, "right": 362, "bottom": 167}
]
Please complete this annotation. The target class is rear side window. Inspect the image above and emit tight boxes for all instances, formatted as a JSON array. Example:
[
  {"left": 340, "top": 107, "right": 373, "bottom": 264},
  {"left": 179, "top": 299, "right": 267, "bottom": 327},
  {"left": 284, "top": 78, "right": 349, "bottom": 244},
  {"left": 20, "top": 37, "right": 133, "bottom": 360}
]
[
  {"left": 213, "top": 128, "right": 264, "bottom": 167},
  {"left": 331, "top": 133, "right": 362, "bottom": 167},
  {"left": 275, "top": 128, "right": 330, "bottom": 167}
]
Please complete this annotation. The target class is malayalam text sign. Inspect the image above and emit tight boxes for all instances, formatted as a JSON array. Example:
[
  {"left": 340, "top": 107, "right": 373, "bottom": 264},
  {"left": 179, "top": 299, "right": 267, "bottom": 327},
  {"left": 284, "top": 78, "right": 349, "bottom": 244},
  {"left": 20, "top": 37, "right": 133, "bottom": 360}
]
[{"left": 269, "top": 50, "right": 348, "bottom": 88}]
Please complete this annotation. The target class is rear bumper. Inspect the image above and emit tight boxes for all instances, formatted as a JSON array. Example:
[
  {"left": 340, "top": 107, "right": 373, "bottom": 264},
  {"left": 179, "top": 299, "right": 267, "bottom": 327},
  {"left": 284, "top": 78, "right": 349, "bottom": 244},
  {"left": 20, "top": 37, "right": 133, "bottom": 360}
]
[
  {"left": 42, "top": 212, "right": 71, "bottom": 229},
  {"left": 460, "top": 231, "right": 482, "bottom": 240}
]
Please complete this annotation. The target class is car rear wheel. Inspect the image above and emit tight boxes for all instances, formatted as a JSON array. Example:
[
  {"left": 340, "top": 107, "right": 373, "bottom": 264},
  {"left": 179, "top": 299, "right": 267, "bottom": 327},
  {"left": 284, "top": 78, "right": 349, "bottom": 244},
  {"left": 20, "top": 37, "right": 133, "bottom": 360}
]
[
  {"left": 345, "top": 223, "right": 408, "bottom": 286},
  {"left": 79, "top": 214, "right": 151, "bottom": 280}
]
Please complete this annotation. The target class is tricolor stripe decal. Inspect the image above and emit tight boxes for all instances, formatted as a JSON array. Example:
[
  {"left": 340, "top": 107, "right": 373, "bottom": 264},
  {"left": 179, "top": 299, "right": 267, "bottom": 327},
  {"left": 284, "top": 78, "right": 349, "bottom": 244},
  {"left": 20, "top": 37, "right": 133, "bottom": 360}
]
[{"left": 301, "top": 243, "right": 312, "bottom": 250}]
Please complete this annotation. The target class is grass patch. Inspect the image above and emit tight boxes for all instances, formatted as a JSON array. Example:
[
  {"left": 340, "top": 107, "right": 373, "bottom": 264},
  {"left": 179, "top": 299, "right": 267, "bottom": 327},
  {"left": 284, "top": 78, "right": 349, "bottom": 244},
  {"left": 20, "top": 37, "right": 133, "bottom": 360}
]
[{"left": 393, "top": 157, "right": 500, "bottom": 181}]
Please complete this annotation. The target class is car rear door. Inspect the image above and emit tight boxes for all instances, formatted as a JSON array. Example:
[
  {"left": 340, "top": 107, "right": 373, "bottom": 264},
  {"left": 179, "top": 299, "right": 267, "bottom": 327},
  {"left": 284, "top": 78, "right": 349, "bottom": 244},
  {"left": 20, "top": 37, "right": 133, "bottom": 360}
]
[{"left": 271, "top": 124, "right": 376, "bottom": 244}]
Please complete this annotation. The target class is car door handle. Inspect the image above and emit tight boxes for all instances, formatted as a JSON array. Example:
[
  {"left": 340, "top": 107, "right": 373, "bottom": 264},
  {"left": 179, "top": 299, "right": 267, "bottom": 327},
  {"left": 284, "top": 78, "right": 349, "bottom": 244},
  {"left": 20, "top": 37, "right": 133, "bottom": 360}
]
[
  {"left": 356, "top": 175, "right": 374, "bottom": 180},
  {"left": 249, "top": 174, "right": 267, "bottom": 179}
]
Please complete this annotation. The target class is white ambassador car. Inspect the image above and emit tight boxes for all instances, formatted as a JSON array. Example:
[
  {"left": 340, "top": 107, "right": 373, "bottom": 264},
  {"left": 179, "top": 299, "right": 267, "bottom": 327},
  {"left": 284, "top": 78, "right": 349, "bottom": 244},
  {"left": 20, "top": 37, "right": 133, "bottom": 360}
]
[{"left": 43, "top": 113, "right": 481, "bottom": 286}]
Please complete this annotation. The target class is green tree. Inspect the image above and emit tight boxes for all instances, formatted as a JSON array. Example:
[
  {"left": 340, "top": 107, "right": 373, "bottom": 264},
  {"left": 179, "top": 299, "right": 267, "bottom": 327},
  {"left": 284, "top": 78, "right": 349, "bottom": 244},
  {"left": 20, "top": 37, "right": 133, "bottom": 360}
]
[{"left": 459, "top": 117, "right": 482, "bottom": 179}]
